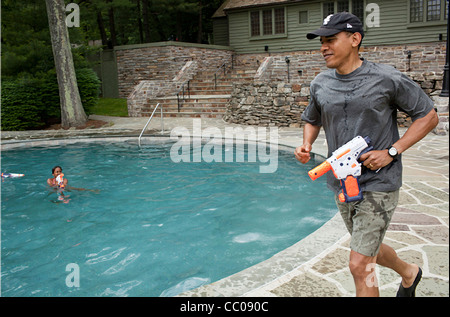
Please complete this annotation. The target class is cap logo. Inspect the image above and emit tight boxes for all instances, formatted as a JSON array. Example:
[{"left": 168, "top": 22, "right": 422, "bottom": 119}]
[
  {"left": 347, "top": 23, "right": 353, "bottom": 28},
  {"left": 323, "top": 14, "right": 333, "bottom": 25}
]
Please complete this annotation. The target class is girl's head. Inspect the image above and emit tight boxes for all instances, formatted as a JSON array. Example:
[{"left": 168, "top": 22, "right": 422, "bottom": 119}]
[{"left": 52, "top": 166, "right": 63, "bottom": 177}]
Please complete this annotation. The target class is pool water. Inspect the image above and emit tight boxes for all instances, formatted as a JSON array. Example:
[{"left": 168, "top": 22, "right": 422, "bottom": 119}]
[{"left": 1, "top": 140, "right": 336, "bottom": 297}]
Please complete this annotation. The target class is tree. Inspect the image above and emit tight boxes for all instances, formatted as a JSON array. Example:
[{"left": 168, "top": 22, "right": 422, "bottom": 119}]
[
  {"left": 45, "top": 0, "right": 87, "bottom": 128},
  {"left": 197, "top": 0, "right": 203, "bottom": 44}
]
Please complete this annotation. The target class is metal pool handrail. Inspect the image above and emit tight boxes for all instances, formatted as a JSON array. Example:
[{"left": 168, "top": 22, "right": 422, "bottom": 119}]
[{"left": 138, "top": 103, "right": 164, "bottom": 147}]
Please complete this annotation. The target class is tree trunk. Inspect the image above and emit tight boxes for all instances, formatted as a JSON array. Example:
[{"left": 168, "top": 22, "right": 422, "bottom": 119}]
[
  {"left": 151, "top": 11, "right": 168, "bottom": 41},
  {"left": 176, "top": 11, "right": 182, "bottom": 41},
  {"left": 107, "top": 0, "right": 117, "bottom": 47},
  {"left": 96, "top": 10, "right": 108, "bottom": 47},
  {"left": 45, "top": 0, "right": 87, "bottom": 129},
  {"left": 136, "top": 0, "right": 144, "bottom": 43},
  {"left": 197, "top": 0, "right": 202, "bottom": 43},
  {"left": 142, "top": 0, "right": 151, "bottom": 42}
]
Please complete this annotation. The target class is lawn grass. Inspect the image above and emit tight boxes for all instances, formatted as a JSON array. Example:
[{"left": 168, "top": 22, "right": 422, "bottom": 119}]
[{"left": 91, "top": 98, "right": 128, "bottom": 117}]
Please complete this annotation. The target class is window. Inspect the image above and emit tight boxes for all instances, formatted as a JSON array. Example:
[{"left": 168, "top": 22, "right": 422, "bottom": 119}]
[
  {"left": 322, "top": 1, "right": 365, "bottom": 24},
  {"left": 410, "top": 0, "right": 424, "bottom": 22},
  {"left": 250, "top": 7, "right": 286, "bottom": 38},
  {"left": 337, "top": 1, "right": 349, "bottom": 12},
  {"left": 251, "top": 11, "right": 260, "bottom": 36},
  {"left": 323, "top": 2, "right": 334, "bottom": 18},
  {"left": 274, "top": 8, "right": 285, "bottom": 33},
  {"left": 299, "top": 11, "right": 309, "bottom": 24},
  {"left": 447, "top": 0, "right": 449, "bottom": 19},
  {"left": 263, "top": 10, "right": 273, "bottom": 35},
  {"left": 427, "top": 0, "right": 441, "bottom": 20},
  {"left": 409, "top": 0, "right": 448, "bottom": 23},
  {"left": 352, "top": 0, "right": 365, "bottom": 24}
]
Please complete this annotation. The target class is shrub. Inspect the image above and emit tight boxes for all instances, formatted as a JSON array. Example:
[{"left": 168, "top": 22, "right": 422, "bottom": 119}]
[
  {"left": 1, "top": 78, "right": 48, "bottom": 131},
  {"left": 1, "top": 68, "right": 101, "bottom": 131},
  {"left": 76, "top": 67, "right": 101, "bottom": 115}
]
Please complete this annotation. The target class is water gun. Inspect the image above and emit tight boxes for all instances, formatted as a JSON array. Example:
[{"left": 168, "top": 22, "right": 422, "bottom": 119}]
[
  {"left": 1, "top": 172, "right": 25, "bottom": 178},
  {"left": 56, "top": 173, "right": 65, "bottom": 189},
  {"left": 308, "top": 136, "right": 373, "bottom": 203}
]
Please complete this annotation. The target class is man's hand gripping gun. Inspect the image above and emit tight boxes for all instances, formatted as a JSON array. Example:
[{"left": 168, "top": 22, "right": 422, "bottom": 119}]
[{"left": 308, "top": 136, "right": 372, "bottom": 203}]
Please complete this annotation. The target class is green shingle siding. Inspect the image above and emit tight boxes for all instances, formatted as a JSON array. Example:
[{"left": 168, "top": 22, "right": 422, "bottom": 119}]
[
  {"left": 213, "top": 17, "right": 230, "bottom": 46},
  {"left": 224, "top": 0, "right": 447, "bottom": 54}
]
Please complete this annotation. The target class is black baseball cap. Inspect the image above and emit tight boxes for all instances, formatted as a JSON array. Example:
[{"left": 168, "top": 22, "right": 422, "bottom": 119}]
[{"left": 306, "top": 12, "right": 364, "bottom": 40}]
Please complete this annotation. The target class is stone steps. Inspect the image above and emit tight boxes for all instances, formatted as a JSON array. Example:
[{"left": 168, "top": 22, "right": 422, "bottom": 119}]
[
  {"left": 141, "top": 94, "right": 231, "bottom": 118},
  {"left": 129, "top": 64, "right": 259, "bottom": 118},
  {"left": 141, "top": 110, "right": 226, "bottom": 118},
  {"left": 145, "top": 65, "right": 243, "bottom": 117},
  {"left": 187, "top": 85, "right": 233, "bottom": 96}
]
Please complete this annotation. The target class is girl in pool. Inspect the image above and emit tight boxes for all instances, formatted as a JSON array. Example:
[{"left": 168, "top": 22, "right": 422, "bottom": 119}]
[
  {"left": 47, "top": 166, "right": 99, "bottom": 193},
  {"left": 47, "top": 166, "right": 71, "bottom": 203},
  {"left": 47, "top": 166, "right": 68, "bottom": 188}
]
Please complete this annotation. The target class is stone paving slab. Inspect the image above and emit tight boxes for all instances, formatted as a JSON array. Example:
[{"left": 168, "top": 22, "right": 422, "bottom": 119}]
[{"left": 1, "top": 116, "right": 448, "bottom": 297}]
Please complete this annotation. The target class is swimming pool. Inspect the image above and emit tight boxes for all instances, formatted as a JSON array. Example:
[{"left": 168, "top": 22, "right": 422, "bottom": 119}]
[{"left": 1, "top": 138, "right": 336, "bottom": 296}]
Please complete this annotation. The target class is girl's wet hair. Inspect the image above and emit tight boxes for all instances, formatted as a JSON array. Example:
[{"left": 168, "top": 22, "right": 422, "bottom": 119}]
[{"left": 52, "top": 166, "right": 62, "bottom": 174}]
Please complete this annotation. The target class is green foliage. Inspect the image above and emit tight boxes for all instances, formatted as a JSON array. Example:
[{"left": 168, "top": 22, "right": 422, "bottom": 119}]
[
  {"left": 1, "top": 0, "right": 225, "bottom": 130},
  {"left": 1, "top": 0, "right": 54, "bottom": 77},
  {"left": 1, "top": 78, "right": 53, "bottom": 131},
  {"left": 76, "top": 68, "right": 101, "bottom": 115},
  {"left": 75, "top": 0, "right": 225, "bottom": 45},
  {"left": 1, "top": 69, "right": 101, "bottom": 131},
  {"left": 36, "top": 70, "right": 61, "bottom": 121},
  {"left": 1, "top": 0, "right": 102, "bottom": 130}
]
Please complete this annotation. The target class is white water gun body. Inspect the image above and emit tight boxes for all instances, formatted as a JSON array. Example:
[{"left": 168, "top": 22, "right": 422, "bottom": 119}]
[
  {"left": 308, "top": 136, "right": 373, "bottom": 203},
  {"left": 56, "top": 173, "right": 65, "bottom": 189},
  {"left": 2, "top": 173, "right": 25, "bottom": 178}
]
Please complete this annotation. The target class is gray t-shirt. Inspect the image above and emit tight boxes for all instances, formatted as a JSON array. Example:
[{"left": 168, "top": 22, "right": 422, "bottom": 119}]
[{"left": 301, "top": 59, "right": 434, "bottom": 194}]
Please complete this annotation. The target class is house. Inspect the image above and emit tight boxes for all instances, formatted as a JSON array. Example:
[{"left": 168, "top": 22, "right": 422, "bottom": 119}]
[
  {"left": 213, "top": 0, "right": 448, "bottom": 53},
  {"left": 210, "top": 0, "right": 447, "bottom": 132},
  {"left": 122, "top": 0, "right": 447, "bottom": 132}
]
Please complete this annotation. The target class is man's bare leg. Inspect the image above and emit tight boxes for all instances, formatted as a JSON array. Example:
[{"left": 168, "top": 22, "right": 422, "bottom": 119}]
[
  {"left": 376, "top": 243, "right": 419, "bottom": 288},
  {"left": 349, "top": 243, "right": 420, "bottom": 297},
  {"left": 349, "top": 250, "right": 379, "bottom": 297}
]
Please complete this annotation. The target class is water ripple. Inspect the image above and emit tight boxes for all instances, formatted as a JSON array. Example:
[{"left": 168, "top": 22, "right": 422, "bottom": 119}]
[
  {"left": 160, "top": 277, "right": 210, "bottom": 297},
  {"left": 99, "top": 280, "right": 142, "bottom": 297},
  {"left": 86, "top": 247, "right": 126, "bottom": 265},
  {"left": 102, "top": 253, "right": 141, "bottom": 275}
]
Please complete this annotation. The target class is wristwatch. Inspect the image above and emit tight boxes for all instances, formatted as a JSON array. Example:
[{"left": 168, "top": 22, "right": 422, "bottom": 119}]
[{"left": 388, "top": 146, "right": 398, "bottom": 159}]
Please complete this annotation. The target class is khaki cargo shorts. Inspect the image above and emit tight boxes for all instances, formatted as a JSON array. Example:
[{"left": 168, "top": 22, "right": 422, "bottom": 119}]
[{"left": 335, "top": 190, "right": 399, "bottom": 257}]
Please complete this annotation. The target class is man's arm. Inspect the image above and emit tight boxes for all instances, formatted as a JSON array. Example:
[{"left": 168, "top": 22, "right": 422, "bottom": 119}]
[
  {"left": 360, "top": 109, "right": 439, "bottom": 170},
  {"left": 295, "top": 123, "right": 321, "bottom": 164},
  {"left": 392, "top": 108, "right": 439, "bottom": 154}
]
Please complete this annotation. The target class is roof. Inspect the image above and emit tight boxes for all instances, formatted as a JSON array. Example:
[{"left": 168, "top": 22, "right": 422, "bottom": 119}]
[
  {"left": 212, "top": 0, "right": 305, "bottom": 18},
  {"left": 212, "top": 0, "right": 232, "bottom": 18}
]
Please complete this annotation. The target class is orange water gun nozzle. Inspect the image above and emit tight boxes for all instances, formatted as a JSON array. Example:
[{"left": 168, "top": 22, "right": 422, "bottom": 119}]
[{"left": 308, "top": 161, "right": 332, "bottom": 181}]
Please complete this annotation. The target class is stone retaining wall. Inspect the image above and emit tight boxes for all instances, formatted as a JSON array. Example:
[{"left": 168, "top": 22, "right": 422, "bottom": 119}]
[
  {"left": 224, "top": 80, "right": 445, "bottom": 128},
  {"left": 225, "top": 42, "right": 447, "bottom": 128},
  {"left": 223, "top": 82, "right": 308, "bottom": 127},
  {"left": 116, "top": 42, "right": 234, "bottom": 98},
  {"left": 118, "top": 41, "right": 447, "bottom": 129},
  {"left": 235, "top": 42, "right": 445, "bottom": 85}
]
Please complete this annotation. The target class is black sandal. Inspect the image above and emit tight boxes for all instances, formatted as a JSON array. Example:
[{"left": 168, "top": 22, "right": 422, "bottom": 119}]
[{"left": 396, "top": 267, "right": 422, "bottom": 297}]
